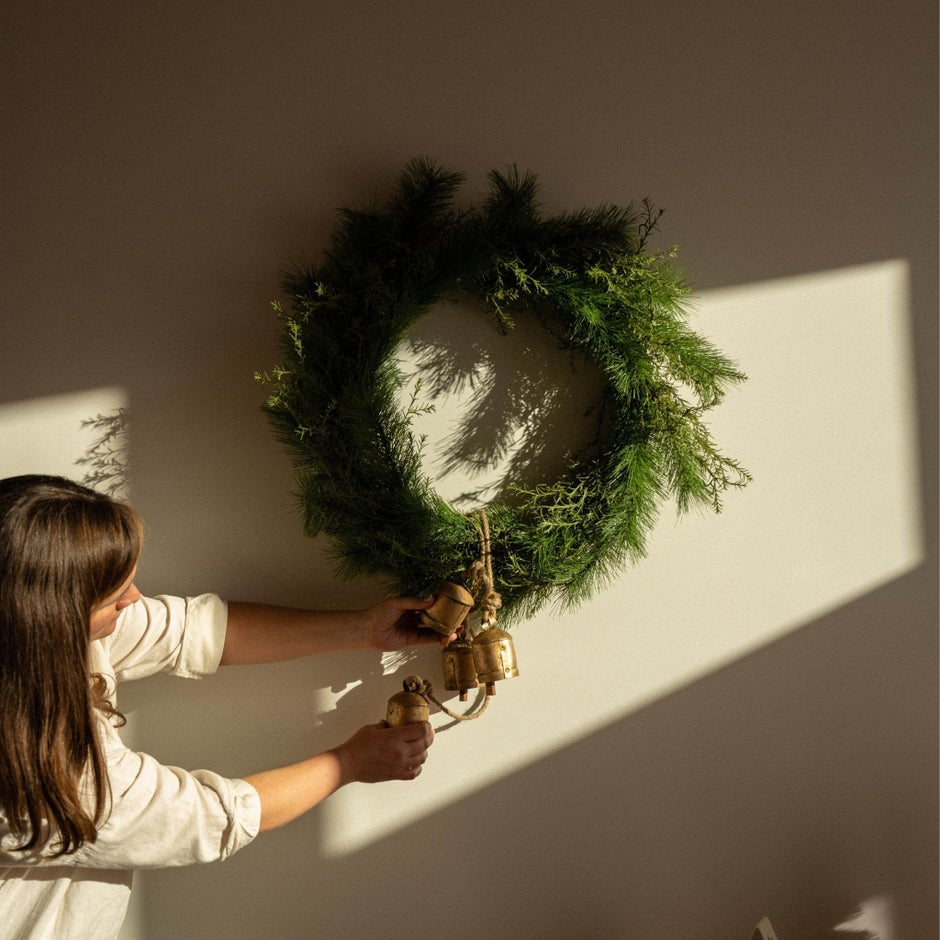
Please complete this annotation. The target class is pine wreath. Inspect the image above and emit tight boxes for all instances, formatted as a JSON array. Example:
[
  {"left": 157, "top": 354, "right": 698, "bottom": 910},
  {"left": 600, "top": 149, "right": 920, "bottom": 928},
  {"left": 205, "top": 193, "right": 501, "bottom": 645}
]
[{"left": 258, "top": 159, "right": 749, "bottom": 624}]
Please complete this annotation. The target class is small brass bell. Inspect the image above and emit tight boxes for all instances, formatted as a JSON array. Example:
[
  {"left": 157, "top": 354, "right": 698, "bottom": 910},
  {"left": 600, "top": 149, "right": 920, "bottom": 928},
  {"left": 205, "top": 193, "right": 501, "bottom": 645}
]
[
  {"left": 471, "top": 627, "right": 519, "bottom": 695},
  {"left": 441, "top": 636, "right": 479, "bottom": 701},
  {"left": 385, "top": 677, "right": 429, "bottom": 727},
  {"left": 420, "top": 581, "right": 474, "bottom": 636}
]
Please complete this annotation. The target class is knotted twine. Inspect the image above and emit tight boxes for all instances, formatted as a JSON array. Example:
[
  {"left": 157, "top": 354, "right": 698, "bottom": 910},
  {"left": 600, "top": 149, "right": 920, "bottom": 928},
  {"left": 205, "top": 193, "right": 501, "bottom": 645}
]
[
  {"left": 404, "top": 509, "right": 503, "bottom": 725},
  {"left": 402, "top": 674, "right": 489, "bottom": 724},
  {"left": 463, "top": 509, "right": 502, "bottom": 629}
]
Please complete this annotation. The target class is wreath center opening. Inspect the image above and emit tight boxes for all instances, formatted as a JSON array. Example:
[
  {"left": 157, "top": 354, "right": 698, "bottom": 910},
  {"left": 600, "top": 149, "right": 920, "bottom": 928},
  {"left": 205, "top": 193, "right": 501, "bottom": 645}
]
[{"left": 397, "top": 295, "right": 609, "bottom": 512}]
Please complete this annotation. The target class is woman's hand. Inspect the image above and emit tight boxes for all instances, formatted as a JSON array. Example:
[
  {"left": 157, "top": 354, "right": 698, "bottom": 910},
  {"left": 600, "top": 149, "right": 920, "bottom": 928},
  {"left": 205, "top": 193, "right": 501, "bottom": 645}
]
[
  {"left": 332, "top": 721, "right": 435, "bottom": 784},
  {"left": 244, "top": 720, "right": 436, "bottom": 832},
  {"left": 361, "top": 596, "right": 457, "bottom": 651}
]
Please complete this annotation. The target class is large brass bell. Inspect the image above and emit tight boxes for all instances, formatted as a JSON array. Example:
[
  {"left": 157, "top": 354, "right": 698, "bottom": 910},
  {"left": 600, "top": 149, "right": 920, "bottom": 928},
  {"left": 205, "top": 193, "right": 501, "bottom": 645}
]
[
  {"left": 420, "top": 581, "right": 474, "bottom": 636},
  {"left": 471, "top": 628, "right": 519, "bottom": 695},
  {"left": 441, "top": 636, "right": 479, "bottom": 701},
  {"left": 385, "top": 677, "right": 430, "bottom": 727}
]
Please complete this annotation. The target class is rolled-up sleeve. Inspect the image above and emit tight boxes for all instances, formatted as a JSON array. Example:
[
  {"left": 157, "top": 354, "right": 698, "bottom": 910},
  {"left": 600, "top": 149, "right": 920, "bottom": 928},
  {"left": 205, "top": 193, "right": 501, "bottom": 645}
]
[
  {"left": 1, "top": 748, "right": 262, "bottom": 870},
  {"left": 0, "top": 592, "right": 262, "bottom": 871},
  {"left": 71, "top": 751, "right": 260, "bottom": 869},
  {"left": 103, "top": 593, "right": 229, "bottom": 681}
]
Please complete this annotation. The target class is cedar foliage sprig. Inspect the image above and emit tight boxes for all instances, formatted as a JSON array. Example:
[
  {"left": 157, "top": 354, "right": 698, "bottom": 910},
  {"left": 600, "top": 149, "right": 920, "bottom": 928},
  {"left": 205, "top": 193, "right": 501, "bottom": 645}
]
[{"left": 257, "top": 159, "right": 749, "bottom": 623}]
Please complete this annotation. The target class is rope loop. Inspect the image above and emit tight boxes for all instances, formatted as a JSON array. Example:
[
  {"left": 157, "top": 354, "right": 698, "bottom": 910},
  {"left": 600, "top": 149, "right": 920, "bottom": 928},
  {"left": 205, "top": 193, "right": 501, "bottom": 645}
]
[{"left": 416, "top": 675, "right": 490, "bottom": 724}]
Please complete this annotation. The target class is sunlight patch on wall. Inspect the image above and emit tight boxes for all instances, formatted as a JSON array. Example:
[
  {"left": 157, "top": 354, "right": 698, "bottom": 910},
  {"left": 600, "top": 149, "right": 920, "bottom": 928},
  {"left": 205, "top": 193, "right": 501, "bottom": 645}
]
[
  {"left": 834, "top": 895, "right": 895, "bottom": 939},
  {"left": 313, "top": 261, "right": 920, "bottom": 854},
  {"left": 0, "top": 387, "right": 130, "bottom": 493}
]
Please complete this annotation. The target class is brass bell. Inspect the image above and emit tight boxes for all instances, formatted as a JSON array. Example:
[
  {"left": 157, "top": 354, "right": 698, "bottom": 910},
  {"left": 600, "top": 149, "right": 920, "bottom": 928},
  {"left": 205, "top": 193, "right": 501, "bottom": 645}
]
[
  {"left": 419, "top": 581, "right": 474, "bottom": 636},
  {"left": 385, "top": 677, "right": 429, "bottom": 727},
  {"left": 441, "top": 636, "right": 479, "bottom": 701},
  {"left": 471, "top": 628, "right": 519, "bottom": 695}
]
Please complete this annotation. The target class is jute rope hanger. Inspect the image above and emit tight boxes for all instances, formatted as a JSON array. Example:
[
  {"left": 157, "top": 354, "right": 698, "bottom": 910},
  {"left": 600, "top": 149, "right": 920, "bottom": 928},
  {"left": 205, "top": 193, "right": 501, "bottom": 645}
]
[
  {"left": 403, "top": 674, "right": 489, "bottom": 724},
  {"left": 464, "top": 509, "right": 502, "bottom": 631},
  {"left": 400, "top": 509, "right": 504, "bottom": 726},
  {"left": 387, "top": 508, "right": 522, "bottom": 728}
]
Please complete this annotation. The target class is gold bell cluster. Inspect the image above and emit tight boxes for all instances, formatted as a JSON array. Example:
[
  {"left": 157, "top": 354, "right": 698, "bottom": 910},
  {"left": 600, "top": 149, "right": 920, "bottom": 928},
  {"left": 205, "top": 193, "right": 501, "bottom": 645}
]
[
  {"left": 434, "top": 579, "right": 518, "bottom": 698},
  {"left": 423, "top": 579, "right": 518, "bottom": 696},
  {"left": 385, "top": 579, "right": 519, "bottom": 725},
  {"left": 441, "top": 624, "right": 518, "bottom": 698}
]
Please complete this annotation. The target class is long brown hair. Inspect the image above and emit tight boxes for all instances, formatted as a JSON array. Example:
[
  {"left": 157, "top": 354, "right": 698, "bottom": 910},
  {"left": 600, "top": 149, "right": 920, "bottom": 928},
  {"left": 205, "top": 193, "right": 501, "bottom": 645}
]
[{"left": 0, "top": 475, "right": 142, "bottom": 856}]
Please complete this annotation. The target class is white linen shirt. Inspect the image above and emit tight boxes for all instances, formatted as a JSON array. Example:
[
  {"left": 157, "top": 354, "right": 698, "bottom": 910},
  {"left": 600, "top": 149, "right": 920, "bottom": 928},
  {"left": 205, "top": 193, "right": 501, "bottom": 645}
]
[{"left": 0, "top": 594, "right": 262, "bottom": 940}]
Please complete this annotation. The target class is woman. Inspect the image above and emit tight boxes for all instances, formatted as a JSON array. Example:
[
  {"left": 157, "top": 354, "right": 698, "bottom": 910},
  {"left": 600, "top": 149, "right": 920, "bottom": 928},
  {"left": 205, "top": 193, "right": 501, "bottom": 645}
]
[{"left": 0, "top": 475, "right": 445, "bottom": 939}]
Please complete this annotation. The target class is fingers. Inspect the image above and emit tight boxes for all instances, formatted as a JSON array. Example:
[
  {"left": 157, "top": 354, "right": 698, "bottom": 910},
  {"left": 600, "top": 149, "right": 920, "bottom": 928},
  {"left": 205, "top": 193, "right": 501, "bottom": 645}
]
[
  {"left": 386, "top": 721, "right": 434, "bottom": 780},
  {"left": 345, "top": 721, "right": 434, "bottom": 783},
  {"left": 367, "top": 597, "right": 441, "bottom": 651},
  {"left": 410, "top": 627, "right": 452, "bottom": 646},
  {"left": 393, "top": 721, "right": 434, "bottom": 755},
  {"left": 401, "top": 747, "right": 428, "bottom": 780},
  {"left": 415, "top": 619, "right": 463, "bottom": 646}
]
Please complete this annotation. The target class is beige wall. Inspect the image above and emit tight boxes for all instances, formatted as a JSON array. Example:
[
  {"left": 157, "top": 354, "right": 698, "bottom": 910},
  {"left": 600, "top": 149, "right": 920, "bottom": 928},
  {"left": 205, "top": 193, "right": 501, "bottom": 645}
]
[{"left": 2, "top": 2, "right": 936, "bottom": 937}]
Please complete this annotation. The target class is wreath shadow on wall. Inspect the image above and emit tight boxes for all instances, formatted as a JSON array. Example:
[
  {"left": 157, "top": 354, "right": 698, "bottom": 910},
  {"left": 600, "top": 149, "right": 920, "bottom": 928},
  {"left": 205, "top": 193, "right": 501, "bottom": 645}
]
[{"left": 403, "top": 297, "right": 609, "bottom": 510}]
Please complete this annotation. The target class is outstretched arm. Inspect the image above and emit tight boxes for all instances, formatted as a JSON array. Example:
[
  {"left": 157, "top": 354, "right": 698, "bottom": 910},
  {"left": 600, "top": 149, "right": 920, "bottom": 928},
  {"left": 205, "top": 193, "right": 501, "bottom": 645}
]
[
  {"left": 220, "top": 596, "right": 453, "bottom": 666},
  {"left": 243, "top": 720, "right": 434, "bottom": 832},
  {"left": 221, "top": 597, "right": 447, "bottom": 832}
]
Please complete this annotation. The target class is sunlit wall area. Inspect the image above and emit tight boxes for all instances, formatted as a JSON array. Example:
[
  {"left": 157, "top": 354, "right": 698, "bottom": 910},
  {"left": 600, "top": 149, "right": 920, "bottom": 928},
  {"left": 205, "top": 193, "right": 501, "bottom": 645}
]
[
  {"left": 322, "top": 259, "right": 923, "bottom": 854},
  {"left": 0, "top": 387, "right": 130, "bottom": 491}
]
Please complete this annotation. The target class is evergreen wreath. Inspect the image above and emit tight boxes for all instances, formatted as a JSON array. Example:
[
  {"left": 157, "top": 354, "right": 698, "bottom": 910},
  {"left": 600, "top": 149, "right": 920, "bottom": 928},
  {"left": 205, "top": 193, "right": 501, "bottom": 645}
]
[{"left": 257, "top": 159, "right": 749, "bottom": 624}]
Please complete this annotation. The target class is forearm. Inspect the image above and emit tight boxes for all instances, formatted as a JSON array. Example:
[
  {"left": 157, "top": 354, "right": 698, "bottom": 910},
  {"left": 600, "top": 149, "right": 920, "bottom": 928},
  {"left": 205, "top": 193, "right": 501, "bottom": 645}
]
[
  {"left": 243, "top": 721, "right": 434, "bottom": 833},
  {"left": 243, "top": 751, "right": 347, "bottom": 832},
  {"left": 220, "top": 602, "right": 369, "bottom": 665},
  {"left": 220, "top": 596, "right": 439, "bottom": 665}
]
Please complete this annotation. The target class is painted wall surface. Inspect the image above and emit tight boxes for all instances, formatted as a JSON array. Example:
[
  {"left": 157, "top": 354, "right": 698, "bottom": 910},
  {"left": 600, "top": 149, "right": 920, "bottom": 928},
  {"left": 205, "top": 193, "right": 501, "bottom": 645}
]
[{"left": 2, "top": 3, "right": 936, "bottom": 938}]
